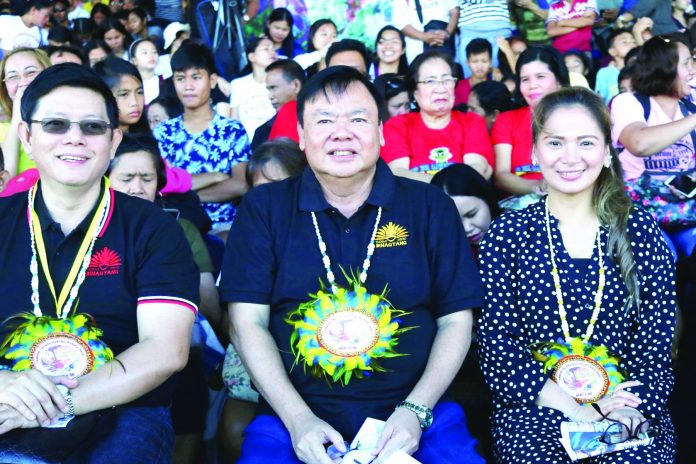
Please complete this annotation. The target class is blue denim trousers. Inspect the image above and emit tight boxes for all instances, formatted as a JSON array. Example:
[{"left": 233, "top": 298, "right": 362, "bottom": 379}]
[
  {"left": 236, "top": 402, "right": 485, "bottom": 464},
  {"left": 0, "top": 406, "right": 173, "bottom": 464}
]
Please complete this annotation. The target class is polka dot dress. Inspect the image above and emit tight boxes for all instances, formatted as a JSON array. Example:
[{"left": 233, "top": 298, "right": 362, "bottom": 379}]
[{"left": 477, "top": 201, "right": 676, "bottom": 463}]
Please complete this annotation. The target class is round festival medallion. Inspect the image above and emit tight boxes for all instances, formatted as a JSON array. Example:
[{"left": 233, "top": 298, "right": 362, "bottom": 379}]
[
  {"left": 317, "top": 309, "right": 380, "bottom": 357},
  {"left": 30, "top": 333, "right": 94, "bottom": 378},
  {"left": 552, "top": 355, "right": 610, "bottom": 403}
]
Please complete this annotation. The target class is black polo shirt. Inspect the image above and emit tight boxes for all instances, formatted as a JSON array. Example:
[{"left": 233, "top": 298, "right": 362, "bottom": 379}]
[
  {"left": 220, "top": 159, "right": 484, "bottom": 438},
  {"left": 0, "top": 182, "right": 199, "bottom": 407}
]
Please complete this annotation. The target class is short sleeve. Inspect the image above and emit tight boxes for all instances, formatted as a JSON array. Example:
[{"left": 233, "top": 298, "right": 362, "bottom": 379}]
[
  {"left": 381, "top": 115, "right": 412, "bottom": 164},
  {"left": 491, "top": 110, "right": 514, "bottom": 146},
  {"left": 136, "top": 207, "right": 200, "bottom": 313},
  {"left": 427, "top": 190, "right": 484, "bottom": 316},
  {"left": 610, "top": 92, "right": 645, "bottom": 147},
  {"left": 219, "top": 190, "right": 275, "bottom": 304}
]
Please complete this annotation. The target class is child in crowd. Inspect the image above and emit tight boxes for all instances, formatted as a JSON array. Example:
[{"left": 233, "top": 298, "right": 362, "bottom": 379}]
[
  {"left": 563, "top": 49, "right": 592, "bottom": 87},
  {"left": 265, "top": 7, "right": 301, "bottom": 58},
  {"left": 130, "top": 38, "right": 161, "bottom": 104},
  {"left": 595, "top": 28, "right": 637, "bottom": 103},
  {"left": 229, "top": 36, "right": 277, "bottom": 140},
  {"left": 546, "top": 0, "right": 597, "bottom": 53},
  {"left": 455, "top": 38, "right": 493, "bottom": 106},
  {"left": 93, "top": 56, "right": 149, "bottom": 133},
  {"left": 154, "top": 41, "right": 251, "bottom": 233}
]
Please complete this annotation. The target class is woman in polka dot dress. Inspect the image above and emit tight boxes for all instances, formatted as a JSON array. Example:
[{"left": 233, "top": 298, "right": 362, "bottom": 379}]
[{"left": 478, "top": 87, "right": 676, "bottom": 463}]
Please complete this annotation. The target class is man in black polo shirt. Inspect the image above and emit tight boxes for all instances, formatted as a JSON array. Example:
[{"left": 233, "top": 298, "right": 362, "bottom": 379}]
[
  {"left": 0, "top": 64, "right": 198, "bottom": 463},
  {"left": 220, "top": 66, "right": 485, "bottom": 464}
]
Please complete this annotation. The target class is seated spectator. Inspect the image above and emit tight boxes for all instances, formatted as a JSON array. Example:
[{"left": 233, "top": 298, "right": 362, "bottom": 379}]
[
  {"left": 431, "top": 163, "right": 500, "bottom": 249},
  {"left": 156, "top": 21, "right": 190, "bottom": 78},
  {"left": 546, "top": 0, "right": 597, "bottom": 53},
  {"left": 370, "top": 25, "right": 408, "bottom": 79},
  {"left": 265, "top": 7, "right": 302, "bottom": 59},
  {"left": 51, "top": 0, "right": 69, "bottom": 28},
  {"left": 0, "top": 63, "right": 197, "bottom": 463},
  {"left": 0, "top": 47, "right": 50, "bottom": 178},
  {"left": 454, "top": 38, "right": 494, "bottom": 106},
  {"left": 479, "top": 86, "right": 676, "bottom": 464},
  {"left": 218, "top": 138, "right": 307, "bottom": 461},
  {"left": 229, "top": 36, "right": 277, "bottom": 140},
  {"left": 90, "top": 3, "right": 110, "bottom": 26},
  {"left": 373, "top": 73, "right": 411, "bottom": 121},
  {"left": 94, "top": 56, "right": 149, "bottom": 133},
  {"left": 0, "top": 147, "right": 9, "bottom": 193},
  {"left": 492, "top": 46, "right": 569, "bottom": 207},
  {"left": 47, "top": 44, "right": 87, "bottom": 65},
  {"left": 126, "top": 7, "right": 161, "bottom": 43},
  {"left": 595, "top": 28, "right": 638, "bottom": 103},
  {"left": 0, "top": 0, "right": 51, "bottom": 52},
  {"left": 457, "top": 0, "right": 512, "bottom": 76},
  {"left": 99, "top": 17, "right": 132, "bottom": 60},
  {"left": 617, "top": 63, "right": 635, "bottom": 94},
  {"left": 251, "top": 59, "right": 305, "bottom": 150},
  {"left": 325, "top": 38, "right": 370, "bottom": 75},
  {"left": 154, "top": 41, "right": 250, "bottom": 233},
  {"left": 107, "top": 133, "right": 220, "bottom": 464},
  {"left": 47, "top": 25, "right": 77, "bottom": 46},
  {"left": 220, "top": 65, "right": 485, "bottom": 464},
  {"left": 293, "top": 19, "right": 337, "bottom": 76},
  {"left": 381, "top": 51, "right": 494, "bottom": 182},
  {"left": 467, "top": 80, "right": 513, "bottom": 131},
  {"left": 563, "top": 49, "right": 593, "bottom": 87},
  {"left": 612, "top": 36, "right": 696, "bottom": 256},
  {"left": 146, "top": 94, "right": 183, "bottom": 131},
  {"left": 67, "top": 0, "right": 90, "bottom": 26},
  {"left": 129, "top": 38, "right": 161, "bottom": 104},
  {"left": 83, "top": 38, "right": 112, "bottom": 66},
  {"left": 392, "top": 0, "right": 458, "bottom": 62}
]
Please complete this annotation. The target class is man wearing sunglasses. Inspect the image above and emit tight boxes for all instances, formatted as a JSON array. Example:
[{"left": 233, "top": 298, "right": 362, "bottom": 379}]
[{"left": 0, "top": 63, "right": 199, "bottom": 463}]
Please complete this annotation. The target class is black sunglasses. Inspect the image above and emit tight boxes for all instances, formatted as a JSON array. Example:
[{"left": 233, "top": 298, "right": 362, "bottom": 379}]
[{"left": 31, "top": 118, "right": 112, "bottom": 136}]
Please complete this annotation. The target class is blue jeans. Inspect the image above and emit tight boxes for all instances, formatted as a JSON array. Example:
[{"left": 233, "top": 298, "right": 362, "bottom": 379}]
[
  {"left": 237, "top": 402, "right": 485, "bottom": 464},
  {"left": 0, "top": 406, "right": 173, "bottom": 464}
]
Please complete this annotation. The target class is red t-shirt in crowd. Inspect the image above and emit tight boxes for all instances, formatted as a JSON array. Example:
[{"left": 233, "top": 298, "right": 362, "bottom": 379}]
[
  {"left": 269, "top": 100, "right": 300, "bottom": 144},
  {"left": 491, "top": 106, "right": 542, "bottom": 180},
  {"left": 381, "top": 111, "right": 494, "bottom": 174},
  {"left": 454, "top": 78, "right": 473, "bottom": 107}
]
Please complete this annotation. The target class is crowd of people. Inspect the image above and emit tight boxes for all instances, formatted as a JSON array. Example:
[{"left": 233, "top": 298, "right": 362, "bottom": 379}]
[{"left": 0, "top": 0, "right": 693, "bottom": 463}]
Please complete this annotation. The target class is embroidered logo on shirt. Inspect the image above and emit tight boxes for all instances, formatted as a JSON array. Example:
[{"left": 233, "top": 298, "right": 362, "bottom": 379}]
[
  {"left": 428, "top": 147, "right": 453, "bottom": 164},
  {"left": 86, "top": 247, "right": 122, "bottom": 277},
  {"left": 375, "top": 222, "right": 409, "bottom": 248}
]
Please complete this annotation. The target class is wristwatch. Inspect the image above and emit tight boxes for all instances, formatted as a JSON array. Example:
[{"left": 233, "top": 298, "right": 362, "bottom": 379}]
[
  {"left": 396, "top": 400, "right": 433, "bottom": 430},
  {"left": 56, "top": 384, "right": 76, "bottom": 417}
]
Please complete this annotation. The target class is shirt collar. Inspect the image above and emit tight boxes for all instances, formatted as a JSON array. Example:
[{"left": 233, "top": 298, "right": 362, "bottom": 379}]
[
  {"left": 34, "top": 179, "right": 107, "bottom": 236},
  {"left": 298, "top": 158, "right": 396, "bottom": 212}
]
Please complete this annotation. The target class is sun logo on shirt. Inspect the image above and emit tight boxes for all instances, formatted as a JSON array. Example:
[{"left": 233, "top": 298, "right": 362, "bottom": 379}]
[{"left": 375, "top": 222, "right": 408, "bottom": 248}]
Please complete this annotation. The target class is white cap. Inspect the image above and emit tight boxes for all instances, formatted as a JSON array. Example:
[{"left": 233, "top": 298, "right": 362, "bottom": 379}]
[{"left": 163, "top": 22, "right": 191, "bottom": 50}]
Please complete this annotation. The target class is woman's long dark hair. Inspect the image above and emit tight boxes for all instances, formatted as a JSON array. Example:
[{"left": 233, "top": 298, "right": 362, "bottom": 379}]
[
  {"left": 93, "top": 56, "right": 150, "bottom": 133},
  {"left": 374, "top": 25, "right": 408, "bottom": 76},
  {"left": 513, "top": 46, "right": 569, "bottom": 108},
  {"left": 532, "top": 87, "right": 639, "bottom": 312},
  {"left": 265, "top": 8, "right": 295, "bottom": 58},
  {"left": 431, "top": 164, "right": 501, "bottom": 220}
]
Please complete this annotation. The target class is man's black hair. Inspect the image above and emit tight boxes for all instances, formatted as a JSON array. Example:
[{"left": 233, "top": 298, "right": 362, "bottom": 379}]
[
  {"left": 111, "top": 133, "right": 167, "bottom": 191},
  {"left": 325, "top": 39, "right": 370, "bottom": 72},
  {"left": 265, "top": 59, "right": 306, "bottom": 86},
  {"left": 465, "top": 38, "right": 492, "bottom": 59},
  {"left": 607, "top": 28, "right": 633, "bottom": 50},
  {"left": 47, "top": 45, "right": 88, "bottom": 66},
  {"left": 170, "top": 41, "right": 218, "bottom": 76},
  {"left": 296, "top": 65, "right": 383, "bottom": 128},
  {"left": 21, "top": 63, "right": 119, "bottom": 130},
  {"left": 21, "top": 0, "right": 51, "bottom": 14}
]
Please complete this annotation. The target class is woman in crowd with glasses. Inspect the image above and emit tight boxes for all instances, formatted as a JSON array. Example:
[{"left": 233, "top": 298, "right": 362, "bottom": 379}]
[
  {"left": 381, "top": 50, "right": 494, "bottom": 182},
  {"left": 478, "top": 87, "right": 675, "bottom": 463},
  {"left": 0, "top": 47, "right": 50, "bottom": 178}
]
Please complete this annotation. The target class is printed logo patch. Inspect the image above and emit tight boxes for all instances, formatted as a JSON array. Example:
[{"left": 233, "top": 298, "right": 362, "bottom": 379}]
[
  {"left": 86, "top": 247, "right": 122, "bottom": 277},
  {"left": 375, "top": 222, "right": 409, "bottom": 248}
]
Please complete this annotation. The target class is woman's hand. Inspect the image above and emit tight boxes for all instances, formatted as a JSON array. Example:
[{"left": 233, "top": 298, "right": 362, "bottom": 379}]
[
  {"left": 566, "top": 380, "right": 643, "bottom": 422},
  {"left": 606, "top": 407, "right": 649, "bottom": 440}
]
